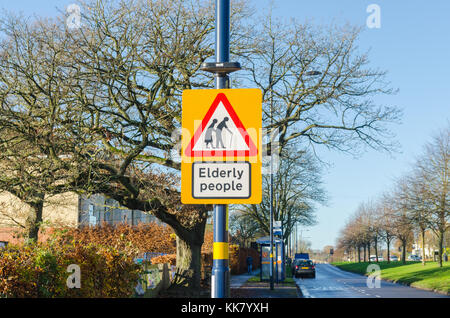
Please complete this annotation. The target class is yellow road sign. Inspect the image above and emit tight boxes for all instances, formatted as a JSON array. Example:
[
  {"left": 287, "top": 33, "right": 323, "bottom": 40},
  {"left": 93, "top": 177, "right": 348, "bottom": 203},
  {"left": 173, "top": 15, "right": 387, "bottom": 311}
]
[{"left": 181, "top": 89, "right": 262, "bottom": 204}]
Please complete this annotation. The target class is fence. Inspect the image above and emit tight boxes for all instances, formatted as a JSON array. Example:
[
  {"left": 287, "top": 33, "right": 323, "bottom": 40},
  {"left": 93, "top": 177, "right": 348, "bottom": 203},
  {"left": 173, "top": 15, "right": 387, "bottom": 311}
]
[
  {"left": 135, "top": 263, "right": 176, "bottom": 297},
  {"left": 135, "top": 246, "right": 260, "bottom": 296},
  {"left": 134, "top": 252, "right": 168, "bottom": 264}
]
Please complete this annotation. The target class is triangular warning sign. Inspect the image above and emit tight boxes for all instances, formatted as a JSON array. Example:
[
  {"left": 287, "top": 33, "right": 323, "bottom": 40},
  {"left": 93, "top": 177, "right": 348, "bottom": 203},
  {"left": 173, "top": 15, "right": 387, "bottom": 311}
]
[{"left": 185, "top": 93, "right": 258, "bottom": 158}]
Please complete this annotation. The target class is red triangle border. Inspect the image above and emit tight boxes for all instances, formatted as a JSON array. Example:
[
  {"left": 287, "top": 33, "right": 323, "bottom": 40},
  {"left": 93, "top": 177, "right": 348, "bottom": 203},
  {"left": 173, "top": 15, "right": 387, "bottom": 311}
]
[{"left": 184, "top": 93, "right": 258, "bottom": 158}]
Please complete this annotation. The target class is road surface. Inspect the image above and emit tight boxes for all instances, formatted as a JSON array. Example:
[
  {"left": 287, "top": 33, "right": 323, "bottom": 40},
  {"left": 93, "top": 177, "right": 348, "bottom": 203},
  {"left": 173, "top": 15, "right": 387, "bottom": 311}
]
[{"left": 295, "top": 263, "right": 448, "bottom": 298}]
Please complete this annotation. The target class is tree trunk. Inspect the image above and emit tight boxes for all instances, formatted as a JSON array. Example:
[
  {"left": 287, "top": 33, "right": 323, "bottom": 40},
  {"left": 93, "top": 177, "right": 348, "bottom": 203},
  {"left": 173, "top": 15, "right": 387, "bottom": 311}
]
[
  {"left": 386, "top": 239, "right": 390, "bottom": 264},
  {"left": 24, "top": 198, "right": 44, "bottom": 243},
  {"left": 402, "top": 239, "right": 407, "bottom": 264},
  {"left": 421, "top": 228, "right": 426, "bottom": 266},
  {"left": 437, "top": 231, "right": 444, "bottom": 268},
  {"left": 368, "top": 242, "right": 371, "bottom": 262},
  {"left": 363, "top": 244, "right": 367, "bottom": 262},
  {"left": 171, "top": 236, "right": 202, "bottom": 292},
  {"left": 357, "top": 245, "right": 361, "bottom": 263},
  {"left": 374, "top": 237, "right": 378, "bottom": 262},
  {"left": 167, "top": 218, "right": 207, "bottom": 296}
]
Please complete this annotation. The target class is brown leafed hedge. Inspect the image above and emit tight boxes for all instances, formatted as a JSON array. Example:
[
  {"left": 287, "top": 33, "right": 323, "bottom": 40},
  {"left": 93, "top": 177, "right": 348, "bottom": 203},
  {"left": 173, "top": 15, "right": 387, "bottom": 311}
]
[
  {"left": 54, "top": 222, "right": 176, "bottom": 256},
  {"left": 0, "top": 223, "right": 259, "bottom": 297},
  {"left": 0, "top": 222, "right": 176, "bottom": 298},
  {"left": 0, "top": 241, "right": 140, "bottom": 298}
]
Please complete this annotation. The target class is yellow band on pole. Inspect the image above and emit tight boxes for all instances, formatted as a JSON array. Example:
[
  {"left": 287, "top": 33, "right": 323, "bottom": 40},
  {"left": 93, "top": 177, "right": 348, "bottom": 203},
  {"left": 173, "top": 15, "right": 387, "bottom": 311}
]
[{"left": 213, "top": 242, "right": 229, "bottom": 260}]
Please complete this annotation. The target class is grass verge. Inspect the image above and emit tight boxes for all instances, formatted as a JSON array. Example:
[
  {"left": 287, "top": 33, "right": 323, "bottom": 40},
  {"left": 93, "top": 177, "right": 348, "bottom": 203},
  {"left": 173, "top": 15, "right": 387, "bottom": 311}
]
[
  {"left": 246, "top": 265, "right": 296, "bottom": 286},
  {"left": 332, "top": 261, "right": 450, "bottom": 295}
]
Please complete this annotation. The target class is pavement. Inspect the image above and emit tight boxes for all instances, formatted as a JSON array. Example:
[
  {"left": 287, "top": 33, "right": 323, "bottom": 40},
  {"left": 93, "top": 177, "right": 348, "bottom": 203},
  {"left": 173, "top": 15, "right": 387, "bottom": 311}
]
[
  {"left": 230, "top": 269, "right": 261, "bottom": 288},
  {"left": 230, "top": 269, "right": 301, "bottom": 298}
]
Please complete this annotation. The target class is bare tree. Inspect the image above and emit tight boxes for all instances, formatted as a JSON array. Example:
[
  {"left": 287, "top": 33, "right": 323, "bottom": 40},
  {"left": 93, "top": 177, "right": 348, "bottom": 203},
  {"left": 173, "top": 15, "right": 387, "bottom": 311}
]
[
  {"left": 388, "top": 185, "right": 415, "bottom": 264},
  {"left": 238, "top": 13, "right": 401, "bottom": 156},
  {"left": 0, "top": 14, "right": 94, "bottom": 241},
  {"left": 229, "top": 212, "right": 261, "bottom": 248},
  {"left": 414, "top": 126, "right": 449, "bottom": 267},
  {"left": 337, "top": 197, "right": 398, "bottom": 263},
  {"left": 366, "top": 201, "right": 383, "bottom": 262},
  {"left": 401, "top": 172, "right": 432, "bottom": 265},
  {"left": 376, "top": 196, "right": 397, "bottom": 263},
  {"left": 337, "top": 206, "right": 371, "bottom": 263},
  {"left": 336, "top": 220, "right": 360, "bottom": 262},
  {"left": 337, "top": 126, "right": 448, "bottom": 267},
  {"left": 234, "top": 147, "right": 325, "bottom": 246}
]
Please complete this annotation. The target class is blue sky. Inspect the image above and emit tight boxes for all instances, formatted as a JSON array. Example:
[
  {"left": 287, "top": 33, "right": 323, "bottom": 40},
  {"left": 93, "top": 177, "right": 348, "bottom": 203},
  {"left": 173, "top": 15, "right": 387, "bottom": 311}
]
[{"left": 2, "top": 1, "right": 449, "bottom": 250}]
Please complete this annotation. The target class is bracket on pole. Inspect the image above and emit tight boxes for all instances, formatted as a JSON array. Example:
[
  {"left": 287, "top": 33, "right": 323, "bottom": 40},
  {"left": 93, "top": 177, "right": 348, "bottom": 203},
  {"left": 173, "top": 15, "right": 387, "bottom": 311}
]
[{"left": 201, "top": 62, "right": 241, "bottom": 75}]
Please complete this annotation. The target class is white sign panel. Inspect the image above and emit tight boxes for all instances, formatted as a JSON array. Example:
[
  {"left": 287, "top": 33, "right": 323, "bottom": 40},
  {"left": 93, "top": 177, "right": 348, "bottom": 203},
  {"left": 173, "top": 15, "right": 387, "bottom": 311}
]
[
  {"left": 273, "top": 220, "right": 282, "bottom": 235},
  {"left": 192, "top": 162, "right": 251, "bottom": 199}
]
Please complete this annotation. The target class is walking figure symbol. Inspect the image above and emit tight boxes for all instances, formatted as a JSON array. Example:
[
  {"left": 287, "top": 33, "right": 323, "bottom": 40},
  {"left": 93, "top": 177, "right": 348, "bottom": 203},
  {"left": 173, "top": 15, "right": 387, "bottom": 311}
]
[
  {"left": 204, "top": 117, "right": 233, "bottom": 149},
  {"left": 204, "top": 119, "right": 217, "bottom": 149}
]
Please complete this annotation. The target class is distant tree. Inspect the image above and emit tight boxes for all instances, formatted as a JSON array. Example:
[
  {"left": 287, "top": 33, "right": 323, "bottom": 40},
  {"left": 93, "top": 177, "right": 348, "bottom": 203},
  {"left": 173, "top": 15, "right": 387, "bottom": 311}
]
[
  {"left": 336, "top": 212, "right": 367, "bottom": 263},
  {"left": 337, "top": 198, "right": 395, "bottom": 263},
  {"left": 376, "top": 196, "right": 397, "bottom": 263},
  {"left": 229, "top": 212, "right": 261, "bottom": 248},
  {"left": 401, "top": 172, "right": 432, "bottom": 265},
  {"left": 336, "top": 221, "right": 358, "bottom": 262},
  {"left": 413, "top": 126, "right": 449, "bottom": 267},
  {"left": 388, "top": 184, "right": 415, "bottom": 264},
  {"left": 337, "top": 127, "right": 448, "bottom": 266}
]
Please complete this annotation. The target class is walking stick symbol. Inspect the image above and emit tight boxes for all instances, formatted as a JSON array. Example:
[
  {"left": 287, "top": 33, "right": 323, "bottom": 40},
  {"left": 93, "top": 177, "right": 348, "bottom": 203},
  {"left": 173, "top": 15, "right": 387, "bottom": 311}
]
[{"left": 228, "top": 131, "right": 234, "bottom": 149}]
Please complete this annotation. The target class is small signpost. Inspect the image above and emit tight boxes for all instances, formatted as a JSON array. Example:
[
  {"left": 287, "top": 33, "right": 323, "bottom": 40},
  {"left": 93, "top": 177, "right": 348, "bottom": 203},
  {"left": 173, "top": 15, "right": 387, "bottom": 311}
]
[{"left": 273, "top": 221, "right": 282, "bottom": 236}]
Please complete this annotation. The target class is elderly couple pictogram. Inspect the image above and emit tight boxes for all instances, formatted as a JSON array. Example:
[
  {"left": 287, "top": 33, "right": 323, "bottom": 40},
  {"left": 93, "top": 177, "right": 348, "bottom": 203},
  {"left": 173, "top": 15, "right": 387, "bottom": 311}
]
[{"left": 204, "top": 117, "right": 233, "bottom": 149}]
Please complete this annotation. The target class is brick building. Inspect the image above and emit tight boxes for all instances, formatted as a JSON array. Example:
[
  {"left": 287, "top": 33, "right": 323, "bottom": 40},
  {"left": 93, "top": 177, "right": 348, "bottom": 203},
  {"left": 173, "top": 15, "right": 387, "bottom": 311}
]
[{"left": 0, "top": 191, "right": 158, "bottom": 245}]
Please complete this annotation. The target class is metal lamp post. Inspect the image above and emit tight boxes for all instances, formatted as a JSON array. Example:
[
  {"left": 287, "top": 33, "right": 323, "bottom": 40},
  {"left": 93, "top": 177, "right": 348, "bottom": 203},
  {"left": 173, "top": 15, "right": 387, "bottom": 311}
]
[
  {"left": 201, "top": 0, "right": 241, "bottom": 298},
  {"left": 269, "top": 74, "right": 275, "bottom": 290}
]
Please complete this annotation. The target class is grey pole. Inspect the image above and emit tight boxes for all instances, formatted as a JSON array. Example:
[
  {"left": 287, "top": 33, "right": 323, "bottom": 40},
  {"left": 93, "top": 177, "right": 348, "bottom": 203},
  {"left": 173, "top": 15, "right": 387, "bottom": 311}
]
[
  {"left": 201, "top": 0, "right": 242, "bottom": 298},
  {"left": 270, "top": 159, "right": 274, "bottom": 289},
  {"left": 208, "top": 0, "right": 239, "bottom": 299},
  {"left": 269, "top": 76, "right": 274, "bottom": 290},
  {"left": 215, "top": 0, "right": 230, "bottom": 89},
  {"left": 212, "top": 0, "right": 230, "bottom": 299}
]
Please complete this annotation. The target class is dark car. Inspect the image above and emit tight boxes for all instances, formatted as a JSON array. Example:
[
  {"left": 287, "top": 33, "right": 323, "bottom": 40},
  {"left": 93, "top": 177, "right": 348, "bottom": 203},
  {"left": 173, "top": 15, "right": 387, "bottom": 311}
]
[{"left": 293, "top": 259, "right": 315, "bottom": 278}]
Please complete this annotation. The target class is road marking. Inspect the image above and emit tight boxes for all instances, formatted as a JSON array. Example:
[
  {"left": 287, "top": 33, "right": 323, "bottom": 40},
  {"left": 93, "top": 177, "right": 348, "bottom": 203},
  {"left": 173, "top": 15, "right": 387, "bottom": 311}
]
[
  {"left": 300, "top": 285, "right": 313, "bottom": 298},
  {"left": 308, "top": 287, "right": 346, "bottom": 291},
  {"left": 295, "top": 279, "right": 314, "bottom": 298}
]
